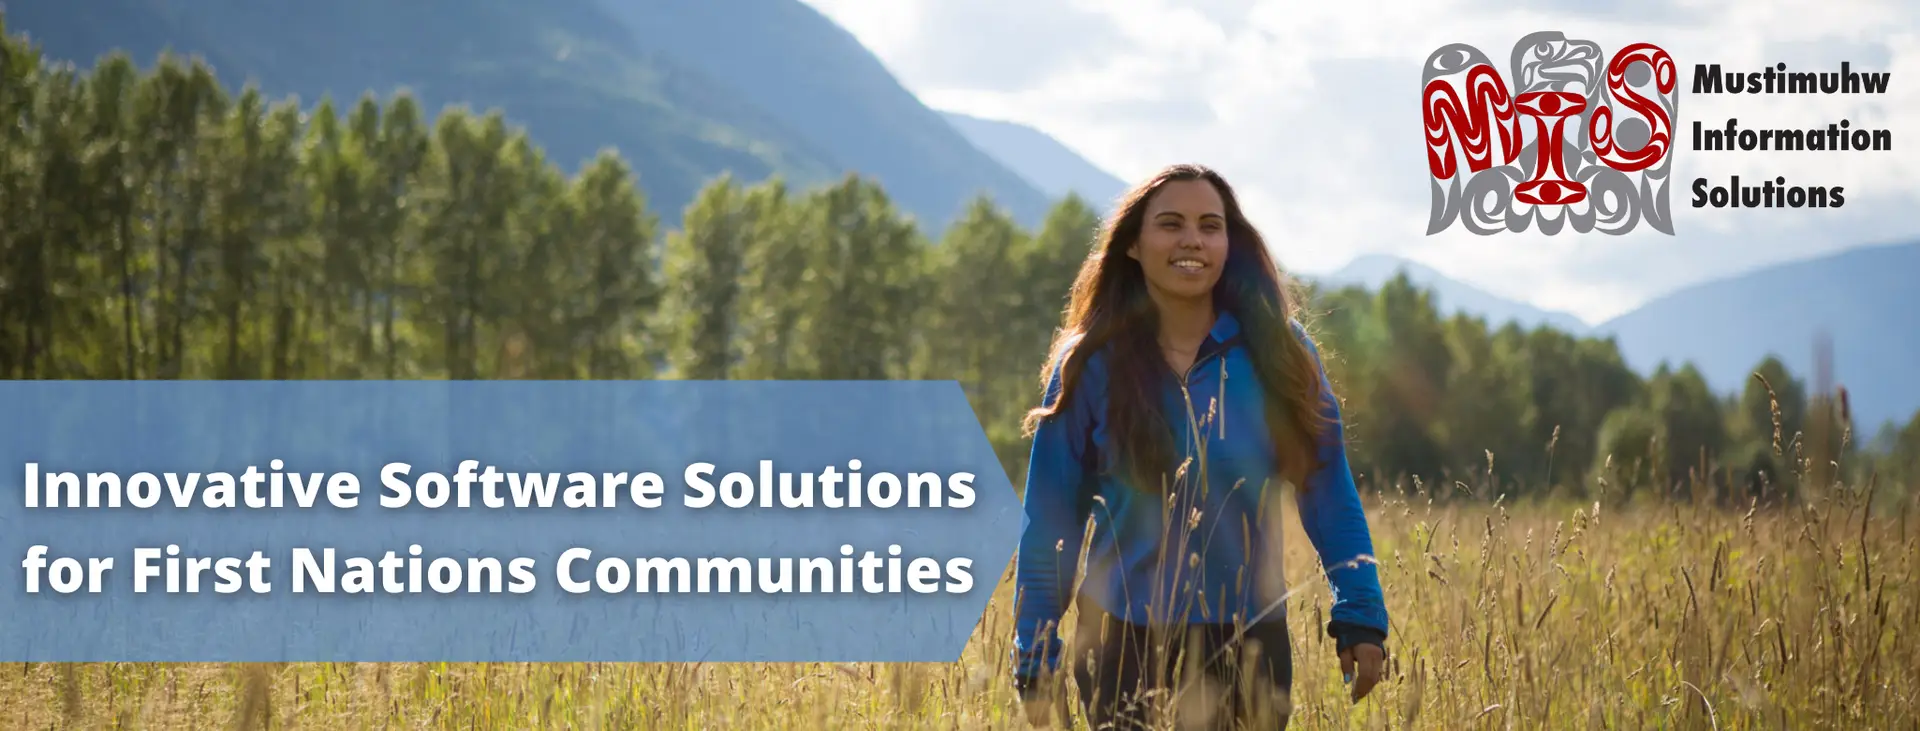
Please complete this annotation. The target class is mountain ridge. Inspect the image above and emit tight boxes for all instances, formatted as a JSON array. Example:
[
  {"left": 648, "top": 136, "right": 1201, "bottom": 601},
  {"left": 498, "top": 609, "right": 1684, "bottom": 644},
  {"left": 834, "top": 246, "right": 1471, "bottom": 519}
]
[
  {"left": 1595, "top": 239, "right": 1920, "bottom": 431},
  {"left": 589, "top": 0, "right": 1054, "bottom": 232},
  {"left": 2, "top": 0, "right": 1051, "bottom": 232},
  {"left": 5, "top": 0, "right": 851, "bottom": 222},
  {"left": 939, "top": 110, "right": 1129, "bottom": 212},
  {"left": 1315, "top": 253, "right": 1592, "bottom": 334},
  {"left": 1316, "top": 244, "right": 1920, "bottom": 432}
]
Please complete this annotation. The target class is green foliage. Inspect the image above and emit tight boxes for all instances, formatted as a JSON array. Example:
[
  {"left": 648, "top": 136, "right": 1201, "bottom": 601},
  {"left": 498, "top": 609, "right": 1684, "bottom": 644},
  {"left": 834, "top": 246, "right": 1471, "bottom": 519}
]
[
  {"left": 1592, "top": 404, "right": 1667, "bottom": 497},
  {"left": 3, "top": 21, "right": 1917, "bottom": 505}
]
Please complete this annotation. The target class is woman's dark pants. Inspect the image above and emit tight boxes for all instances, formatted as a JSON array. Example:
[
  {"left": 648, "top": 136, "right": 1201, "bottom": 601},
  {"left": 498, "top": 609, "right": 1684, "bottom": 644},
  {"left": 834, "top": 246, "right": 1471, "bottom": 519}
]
[{"left": 1071, "top": 608, "right": 1295, "bottom": 730}]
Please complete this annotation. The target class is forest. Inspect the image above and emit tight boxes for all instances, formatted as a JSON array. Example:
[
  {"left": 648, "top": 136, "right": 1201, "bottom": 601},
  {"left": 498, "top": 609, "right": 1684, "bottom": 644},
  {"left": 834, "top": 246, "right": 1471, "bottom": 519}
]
[{"left": 4, "top": 22, "right": 1917, "bottom": 508}]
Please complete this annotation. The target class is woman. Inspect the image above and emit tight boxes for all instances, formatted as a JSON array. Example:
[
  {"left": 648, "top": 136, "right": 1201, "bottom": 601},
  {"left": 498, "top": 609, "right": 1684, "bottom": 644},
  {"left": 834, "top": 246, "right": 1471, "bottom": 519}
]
[{"left": 1011, "top": 164, "right": 1390, "bottom": 729}]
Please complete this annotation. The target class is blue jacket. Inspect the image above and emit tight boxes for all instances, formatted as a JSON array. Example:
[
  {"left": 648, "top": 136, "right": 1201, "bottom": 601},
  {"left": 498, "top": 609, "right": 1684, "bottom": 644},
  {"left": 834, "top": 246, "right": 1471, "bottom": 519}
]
[{"left": 1011, "top": 309, "right": 1389, "bottom": 682}]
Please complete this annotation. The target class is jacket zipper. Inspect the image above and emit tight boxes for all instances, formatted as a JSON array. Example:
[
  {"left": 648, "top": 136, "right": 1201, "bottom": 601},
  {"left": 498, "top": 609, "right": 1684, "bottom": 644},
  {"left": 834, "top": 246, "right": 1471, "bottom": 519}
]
[{"left": 1177, "top": 336, "right": 1235, "bottom": 451}]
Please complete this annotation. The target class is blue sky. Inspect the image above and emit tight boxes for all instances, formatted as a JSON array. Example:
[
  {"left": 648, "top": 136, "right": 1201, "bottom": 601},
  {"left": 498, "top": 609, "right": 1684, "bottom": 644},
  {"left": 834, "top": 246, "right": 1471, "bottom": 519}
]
[{"left": 801, "top": 0, "right": 1919, "bottom": 325}]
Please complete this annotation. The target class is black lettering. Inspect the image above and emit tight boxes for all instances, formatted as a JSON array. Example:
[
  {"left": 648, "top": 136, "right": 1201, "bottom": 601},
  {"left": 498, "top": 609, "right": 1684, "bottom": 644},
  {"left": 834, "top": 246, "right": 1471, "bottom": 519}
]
[{"left": 1692, "top": 64, "right": 1723, "bottom": 94}]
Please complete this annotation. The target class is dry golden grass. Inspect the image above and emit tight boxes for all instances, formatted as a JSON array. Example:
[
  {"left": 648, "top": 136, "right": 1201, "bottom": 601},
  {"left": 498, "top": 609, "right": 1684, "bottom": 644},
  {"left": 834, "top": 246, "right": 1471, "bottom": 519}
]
[{"left": 5, "top": 484, "right": 1915, "bottom": 730}]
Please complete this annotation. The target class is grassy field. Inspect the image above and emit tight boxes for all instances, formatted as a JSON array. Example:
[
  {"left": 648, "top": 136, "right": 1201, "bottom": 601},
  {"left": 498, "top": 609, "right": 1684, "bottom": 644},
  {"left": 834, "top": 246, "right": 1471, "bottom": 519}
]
[{"left": 5, "top": 482, "right": 1915, "bottom": 730}]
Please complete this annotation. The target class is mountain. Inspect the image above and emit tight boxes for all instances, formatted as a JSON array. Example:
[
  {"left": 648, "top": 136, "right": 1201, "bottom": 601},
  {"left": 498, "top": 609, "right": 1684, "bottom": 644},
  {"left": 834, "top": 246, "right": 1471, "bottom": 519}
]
[
  {"left": 1596, "top": 241, "right": 1920, "bottom": 432},
  {"left": 588, "top": 0, "right": 1054, "bottom": 232},
  {"left": 1314, "top": 246, "right": 1920, "bottom": 430},
  {"left": 940, "top": 110, "right": 1129, "bottom": 212},
  {"left": 1316, "top": 254, "right": 1592, "bottom": 334},
  {"left": 2, "top": 0, "right": 1047, "bottom": 232}
]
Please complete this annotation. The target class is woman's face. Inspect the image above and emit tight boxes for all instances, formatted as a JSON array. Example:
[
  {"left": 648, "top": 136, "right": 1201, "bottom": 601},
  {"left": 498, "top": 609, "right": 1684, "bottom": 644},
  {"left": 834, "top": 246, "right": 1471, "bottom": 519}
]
[{"left": 1128, "top": 178, "right": 1230, "bottom": 304}]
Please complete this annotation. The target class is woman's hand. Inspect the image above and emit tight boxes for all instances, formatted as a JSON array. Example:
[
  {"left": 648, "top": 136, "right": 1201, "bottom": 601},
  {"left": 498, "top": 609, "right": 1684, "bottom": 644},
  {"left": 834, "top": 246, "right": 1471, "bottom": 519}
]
[{"left": 1339, "top": 642, "right": 1386, "bottom": 702}]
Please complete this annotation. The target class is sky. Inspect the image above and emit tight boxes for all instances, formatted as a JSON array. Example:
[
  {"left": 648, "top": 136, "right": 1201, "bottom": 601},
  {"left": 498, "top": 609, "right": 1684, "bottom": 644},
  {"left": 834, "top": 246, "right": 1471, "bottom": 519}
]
[{"left": 797, "top": 0, "right": 1920, "bottom": 325}]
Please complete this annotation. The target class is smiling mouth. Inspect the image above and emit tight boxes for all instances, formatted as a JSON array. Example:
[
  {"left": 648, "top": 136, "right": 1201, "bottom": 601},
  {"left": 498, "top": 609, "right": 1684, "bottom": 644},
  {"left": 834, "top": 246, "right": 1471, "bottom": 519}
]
[{"left": 1172, "top": 258, "right": 1207, "bottom": 273}]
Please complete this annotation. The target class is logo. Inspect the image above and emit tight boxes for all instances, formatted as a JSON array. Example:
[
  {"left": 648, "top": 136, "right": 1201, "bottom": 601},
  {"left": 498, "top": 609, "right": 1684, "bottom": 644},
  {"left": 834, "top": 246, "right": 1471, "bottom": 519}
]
[{"left": 1423, "top": 32, "right": 1679, "bottom": 235}]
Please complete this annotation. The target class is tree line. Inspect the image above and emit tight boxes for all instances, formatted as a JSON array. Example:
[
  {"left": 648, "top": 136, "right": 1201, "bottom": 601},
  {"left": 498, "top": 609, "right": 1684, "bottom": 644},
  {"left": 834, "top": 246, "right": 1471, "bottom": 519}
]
[{"left": 3, "top": 23, "right": 1916, "bottom": 505}]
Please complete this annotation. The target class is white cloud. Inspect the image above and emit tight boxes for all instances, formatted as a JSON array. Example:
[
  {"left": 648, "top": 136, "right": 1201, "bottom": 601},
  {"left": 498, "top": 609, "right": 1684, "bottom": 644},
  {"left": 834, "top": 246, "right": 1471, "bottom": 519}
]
[{"left": 800, "top": 0, "right": 1920, "bottom": 325}]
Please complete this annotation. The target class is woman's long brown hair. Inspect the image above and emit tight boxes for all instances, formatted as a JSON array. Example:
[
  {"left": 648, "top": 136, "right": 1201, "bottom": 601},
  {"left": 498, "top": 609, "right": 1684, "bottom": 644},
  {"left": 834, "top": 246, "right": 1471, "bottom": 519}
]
[{"left": 1021, "top": 163, "right": 1333, "bottom": 492}]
